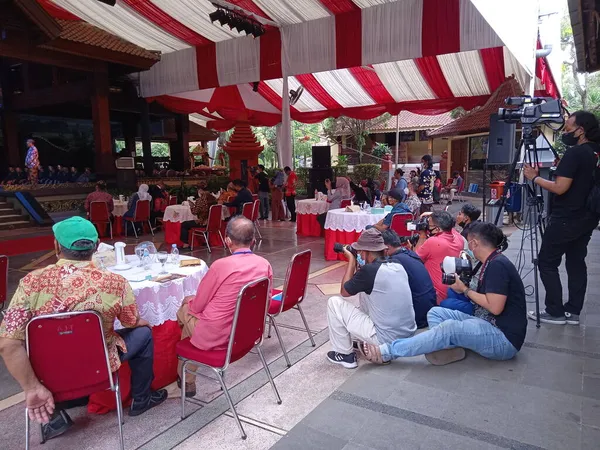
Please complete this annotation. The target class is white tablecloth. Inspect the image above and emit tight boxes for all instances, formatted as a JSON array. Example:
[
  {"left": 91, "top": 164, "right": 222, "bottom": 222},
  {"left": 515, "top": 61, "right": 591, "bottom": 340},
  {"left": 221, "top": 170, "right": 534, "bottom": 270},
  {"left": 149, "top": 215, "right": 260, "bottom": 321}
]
[
  {"left": 324, "top": 208, "right": 387, "bottom": 232},
  {"left": 163, "top": 204, "right": 196, "bottom": 223},
  {"left": 296, "top": 199, "right": 329, "bottom": 215},
  {"left": 113, "top": 200, "right": 128, "bottom": 217},
  {"left": 109, "top": 254, "right": 208, "bottom": 326}
]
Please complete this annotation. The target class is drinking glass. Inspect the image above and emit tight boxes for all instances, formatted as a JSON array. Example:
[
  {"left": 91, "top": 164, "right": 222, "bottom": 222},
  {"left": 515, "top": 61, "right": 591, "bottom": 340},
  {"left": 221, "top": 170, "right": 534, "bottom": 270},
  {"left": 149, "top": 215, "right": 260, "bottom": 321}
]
[
  {"left": 97, "top": 256, "right": 106, "bottom": 271},
  {"left": 157, "top": 251, "right": 169, "bottom": 275},
  {"left": 135, "top": 248, "right": 144, "bottom": 267}
]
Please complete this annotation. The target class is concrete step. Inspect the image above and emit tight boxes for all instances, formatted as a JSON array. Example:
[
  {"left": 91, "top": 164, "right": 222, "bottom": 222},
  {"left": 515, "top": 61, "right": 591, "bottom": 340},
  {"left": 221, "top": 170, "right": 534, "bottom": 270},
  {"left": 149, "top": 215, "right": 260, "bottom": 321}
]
[
  {"left": 0, "top": 214, "right": 28, "bottom": 224},
  {"left": 0, "top": 221, "right": 32, "bottom": 230},
  {"left": 0, "top": 202, "right": 10, "bottom": 208}
]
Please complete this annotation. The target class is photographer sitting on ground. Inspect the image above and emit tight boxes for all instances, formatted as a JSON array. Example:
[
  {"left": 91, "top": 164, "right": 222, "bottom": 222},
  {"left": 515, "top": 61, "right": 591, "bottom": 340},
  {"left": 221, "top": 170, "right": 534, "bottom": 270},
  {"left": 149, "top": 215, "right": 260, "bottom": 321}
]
[
  {"left": 456, "top": 203, "right": 481, "bottom": 238},
  {"left": 381, "top": 230, "right": 436, "bottom": 328},
  {"left": 326, "top": 228, "right": 416, "bottom": 369},
  {"left": 370, "top": 189, "right": 411, "bottom": 232},
  {"left": 361, "top": 221, "right": 527, "bottom": 366},
  {"left": 414, "top": 210, "right": 465, "bottom": 304}
]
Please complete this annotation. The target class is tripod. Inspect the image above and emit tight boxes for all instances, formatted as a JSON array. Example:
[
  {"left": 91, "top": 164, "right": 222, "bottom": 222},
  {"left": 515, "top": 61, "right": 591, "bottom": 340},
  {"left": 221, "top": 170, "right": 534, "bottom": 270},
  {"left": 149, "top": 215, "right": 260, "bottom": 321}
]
[{"left": 494, "top": 124, "right": 548, "bottom": 328}]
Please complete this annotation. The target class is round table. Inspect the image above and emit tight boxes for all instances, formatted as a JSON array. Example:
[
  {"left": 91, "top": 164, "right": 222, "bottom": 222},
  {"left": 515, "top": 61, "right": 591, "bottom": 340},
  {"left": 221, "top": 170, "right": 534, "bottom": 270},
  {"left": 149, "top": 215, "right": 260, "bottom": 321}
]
[
  {"left": 163, "top": 204, "right": 229, "bottom": 248},
  {"left": 323, "top": 208, "right": 387, "bottom": 261},
  {"left": 296, "top": 199, "right": 329, "bottom": 237},
  {"left": 88, "top": 254, "right": 208, "bottom": 413}
]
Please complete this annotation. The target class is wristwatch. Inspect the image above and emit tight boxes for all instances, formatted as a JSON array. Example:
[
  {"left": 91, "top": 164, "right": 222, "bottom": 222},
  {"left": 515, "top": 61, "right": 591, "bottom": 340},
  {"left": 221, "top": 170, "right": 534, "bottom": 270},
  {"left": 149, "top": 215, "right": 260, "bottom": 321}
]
[{"left": 463, "top": 288, "right": 471, "bottom": 297}]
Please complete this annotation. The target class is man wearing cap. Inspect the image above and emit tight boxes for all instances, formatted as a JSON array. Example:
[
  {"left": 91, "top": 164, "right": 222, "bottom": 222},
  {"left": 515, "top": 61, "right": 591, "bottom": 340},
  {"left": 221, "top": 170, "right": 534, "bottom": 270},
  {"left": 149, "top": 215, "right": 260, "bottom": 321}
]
[
  {"left": 370, "top": 189, "right": 411, "bottom": 232},
  {"left": 326, "top": 228, "right": 416, "bottom": 369},
  {"left": 0, "top": 217, "right": 167, "bottom": 442}
]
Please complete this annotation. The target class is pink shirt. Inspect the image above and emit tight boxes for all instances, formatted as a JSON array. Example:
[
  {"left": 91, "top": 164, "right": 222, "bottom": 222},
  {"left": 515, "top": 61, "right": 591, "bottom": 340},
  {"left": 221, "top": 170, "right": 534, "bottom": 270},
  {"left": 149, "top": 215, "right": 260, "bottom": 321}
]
[
  {"left": 417, "top": 229, "right": 465, "bottom": 304},
  {"left": 188, "top": 250, "right": 273, "bottom": 350}
]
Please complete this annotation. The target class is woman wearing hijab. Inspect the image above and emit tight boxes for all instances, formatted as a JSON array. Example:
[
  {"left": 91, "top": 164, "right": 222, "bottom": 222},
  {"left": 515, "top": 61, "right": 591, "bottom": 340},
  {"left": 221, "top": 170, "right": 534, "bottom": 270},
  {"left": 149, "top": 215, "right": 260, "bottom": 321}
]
[
  {"left": 270, "top": 169, "right": 285, "bottom": 221},
  {"left": 124, "top": 184, "right": 152, "bottom": 234},
  {"left": 316, "top": 177, "right": 352, "bottom": 228}
]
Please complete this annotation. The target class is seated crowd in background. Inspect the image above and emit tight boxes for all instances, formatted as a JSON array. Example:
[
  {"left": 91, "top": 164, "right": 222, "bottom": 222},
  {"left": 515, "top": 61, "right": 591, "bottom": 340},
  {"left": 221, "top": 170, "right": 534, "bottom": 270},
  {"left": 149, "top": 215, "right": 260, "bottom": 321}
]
[{"left": 1, "top": 165, "right": 96, "bottom": 185}]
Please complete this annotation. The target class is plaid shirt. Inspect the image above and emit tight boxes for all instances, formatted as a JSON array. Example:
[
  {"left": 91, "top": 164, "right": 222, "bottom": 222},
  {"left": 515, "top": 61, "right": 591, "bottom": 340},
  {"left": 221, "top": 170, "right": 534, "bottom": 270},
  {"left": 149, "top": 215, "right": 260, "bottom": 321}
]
[{"left": 0, "top": 260, "right": 139, "bottom": 372}]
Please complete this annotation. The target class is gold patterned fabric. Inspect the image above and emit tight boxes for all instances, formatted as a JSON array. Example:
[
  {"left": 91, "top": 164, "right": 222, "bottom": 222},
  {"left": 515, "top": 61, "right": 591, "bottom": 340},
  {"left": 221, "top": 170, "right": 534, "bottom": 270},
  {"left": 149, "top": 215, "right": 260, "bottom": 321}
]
[{"left": 0, "top": 259, "right": 139, "bottom": 372}]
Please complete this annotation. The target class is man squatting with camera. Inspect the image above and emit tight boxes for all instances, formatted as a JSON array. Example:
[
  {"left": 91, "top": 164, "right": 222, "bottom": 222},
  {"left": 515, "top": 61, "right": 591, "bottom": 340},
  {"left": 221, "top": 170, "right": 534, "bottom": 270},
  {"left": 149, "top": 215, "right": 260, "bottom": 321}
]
[{"left": 524, "top": 111, "right": 600, "bottom": 325}]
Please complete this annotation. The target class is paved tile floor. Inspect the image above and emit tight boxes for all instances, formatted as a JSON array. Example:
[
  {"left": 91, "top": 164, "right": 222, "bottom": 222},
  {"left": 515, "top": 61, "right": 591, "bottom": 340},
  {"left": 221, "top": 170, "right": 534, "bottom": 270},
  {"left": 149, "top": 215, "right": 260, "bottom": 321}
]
[{"left": 1, "top": 204, "right": 599, "bottom": 449}]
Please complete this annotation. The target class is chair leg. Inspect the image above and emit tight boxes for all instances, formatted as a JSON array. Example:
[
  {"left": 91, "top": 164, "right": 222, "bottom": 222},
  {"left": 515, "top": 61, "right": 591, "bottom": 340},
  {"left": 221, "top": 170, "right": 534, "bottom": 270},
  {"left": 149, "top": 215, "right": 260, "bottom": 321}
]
[
  {"left": 254, "top": 222, "right": 262, "bottom": 239},
  {"left": 297, "top": 304, "right": 315, "bottom": 347},
  {"left": 114, "top": 377, "right": 125, "bottom": 450},
  {"left": 109, "top": 221, "right": 113, "bottom": 240},
  {"left": 205, "top": 232, "right": 211, "bottom": 253},
  {"left": 180, "top": 360, "right": 188, "bottom": 419},
  {"left": 218, "top": 231, "right": 226, "bottom": 249},
  {"left": 267, "top": 316, "right": 272, "bottom": 338},
  {"left": 256, "top": 346, "right": 282, "bottom": 405},
  {"left": 148, "top": 220, "right": 154, "bottom": 236},
  {"left": 133, "top": 222, "right": 138, "bottom": 239},
  {"left": 25, "top": 409, "right": 30, "bottom": 450},
  {"left": 191, "top": 233, "right": 195, "bottom": 251},
  {"left": 270, "top": 316, "right": 291, "bottom": 368},
  {"left": 39, "top": 423, "right": 44, "bottom": 445},
  {"left": 124, "top": 221, "right": 128, "bottom": 237},
  {"left": 213, "top": 368, "right": 246, "bottom": 440}
]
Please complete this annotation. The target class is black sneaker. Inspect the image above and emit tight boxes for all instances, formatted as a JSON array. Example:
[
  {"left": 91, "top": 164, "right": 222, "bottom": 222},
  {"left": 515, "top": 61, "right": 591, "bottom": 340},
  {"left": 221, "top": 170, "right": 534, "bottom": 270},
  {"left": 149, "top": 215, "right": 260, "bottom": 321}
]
[
  {"left": 129, "top": 389, "right": 168, "bottom": 416},
  {"left": 41, "top": 410, "right": 73, "bottom": 442},
  {"left": 565, "top": 312, "right": 580, "bottom": 325},
  {"left": 527, "top": 309, "right": 566, "bottom": 325},
  {"left": 326, "top": 351, "right": 358, "bottom": 369}
]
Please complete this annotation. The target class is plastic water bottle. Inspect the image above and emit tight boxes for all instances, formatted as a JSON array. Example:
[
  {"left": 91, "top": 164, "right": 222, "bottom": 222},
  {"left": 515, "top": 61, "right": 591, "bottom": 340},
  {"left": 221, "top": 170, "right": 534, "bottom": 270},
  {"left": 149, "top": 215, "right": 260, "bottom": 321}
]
[
  {"left": 314, "top": 189, "right": 318, "bottom": 199},
  {"left": 142, "top": 249, "right": 152, "bottom": 270},
  {"left": 170, "top": 244, "right": 180, "bottom": 265}
]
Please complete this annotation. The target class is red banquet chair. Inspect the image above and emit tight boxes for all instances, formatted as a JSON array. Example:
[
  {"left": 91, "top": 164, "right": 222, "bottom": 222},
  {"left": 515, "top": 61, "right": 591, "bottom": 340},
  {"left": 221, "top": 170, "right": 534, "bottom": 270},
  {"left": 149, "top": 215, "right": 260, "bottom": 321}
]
[
  {"left": 191, "top": 204, "right": 225, "bottom": 252},
  {"left": 169, "top": 195, "right": 178, "bottom": 206},
  {"left": 90, "top": 201, "right": 112, "bottom": 239},
  {"left": 0, "top": 255, "right": 7, "bottom": 314},
  {"left": 250, "top": 199, "right": 262, "bottom": 238},
  {"left": 176, "top": 277, "right": 281, "bottom": 439},
  {"left": 340, "top": 199, "right": 352, "bottom": 209},
  {"left": 390, "top": 213, "right": 414, "bottom": 237},
  {"left": 124, "top": 199, "right": 154, "bottom": 238},
  {"left": 252, "top": 193, "right": 259, "bottom": 201},
  {"left": 241, "top": 201, "right": 254, "bottom": 221},
  {"left": 267, "top": 250, "right": 314, "bottom": 368},
  {"left": 25, "top": 311, "right": 125, "bottom": 450}
]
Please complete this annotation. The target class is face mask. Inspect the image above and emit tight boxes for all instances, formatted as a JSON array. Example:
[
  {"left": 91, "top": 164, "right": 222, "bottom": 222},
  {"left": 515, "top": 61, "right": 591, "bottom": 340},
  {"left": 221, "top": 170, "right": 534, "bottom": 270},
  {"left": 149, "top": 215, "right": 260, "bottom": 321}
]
[
  {"left": 561, "top": 131, "right": 580, "bottom": 147},
  {"left": 356, "top": 254, "right": 366, "bottom": 267},
  {"left": 458, "top": 221, "right": 466, "bottom": 228}
]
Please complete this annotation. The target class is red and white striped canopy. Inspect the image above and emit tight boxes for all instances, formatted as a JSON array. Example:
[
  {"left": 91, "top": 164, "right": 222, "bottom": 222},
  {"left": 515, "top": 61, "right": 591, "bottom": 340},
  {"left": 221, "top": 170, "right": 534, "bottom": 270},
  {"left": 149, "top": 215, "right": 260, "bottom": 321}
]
[{"left": 40, "top": 0, "right": 558, "bottom": 129}]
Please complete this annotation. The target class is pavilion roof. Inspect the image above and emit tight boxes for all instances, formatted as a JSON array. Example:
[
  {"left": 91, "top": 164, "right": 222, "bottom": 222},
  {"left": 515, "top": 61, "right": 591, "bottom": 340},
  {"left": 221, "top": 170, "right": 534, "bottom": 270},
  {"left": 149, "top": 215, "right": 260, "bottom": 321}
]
[
  {"left": 428, "top": 77, "right": 522, "bottom": 138},
  {"left": 370, "top": 111, "right": 454, "bottom": 133}
]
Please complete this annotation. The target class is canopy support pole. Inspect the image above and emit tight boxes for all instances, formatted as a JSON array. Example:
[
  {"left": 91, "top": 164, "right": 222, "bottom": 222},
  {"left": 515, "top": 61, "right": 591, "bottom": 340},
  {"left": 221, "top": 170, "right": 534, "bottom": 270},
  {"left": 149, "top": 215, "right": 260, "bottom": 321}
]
[
  {"left": 388, "top": 114, "right": 400, "bottom": 191},
  {"left": 279, "top": 76, "right": 293, "bottom": 169}
]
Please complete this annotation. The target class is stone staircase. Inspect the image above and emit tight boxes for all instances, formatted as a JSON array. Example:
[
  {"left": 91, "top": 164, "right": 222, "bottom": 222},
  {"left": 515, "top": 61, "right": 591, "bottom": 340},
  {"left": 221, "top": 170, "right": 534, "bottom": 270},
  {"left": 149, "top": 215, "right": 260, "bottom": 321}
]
[{"left": 0, "top": 197, "right": 32, "bottom": 230}]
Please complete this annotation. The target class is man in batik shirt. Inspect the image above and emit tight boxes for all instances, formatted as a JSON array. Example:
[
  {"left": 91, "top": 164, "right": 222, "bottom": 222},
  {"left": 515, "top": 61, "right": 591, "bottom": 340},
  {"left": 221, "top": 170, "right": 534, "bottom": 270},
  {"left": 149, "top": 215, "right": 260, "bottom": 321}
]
[
  {"left": 180, "top": 180, "right": 217, "bottom": 248},
  {"left": 0, "top": 217, "right": 167, "bottom": 442},
  {"left": 418, "top": 154, "right": 436, "bottom": 213},
  {"left": 25, "top": 139, "right": 40, "bottom": 186}
]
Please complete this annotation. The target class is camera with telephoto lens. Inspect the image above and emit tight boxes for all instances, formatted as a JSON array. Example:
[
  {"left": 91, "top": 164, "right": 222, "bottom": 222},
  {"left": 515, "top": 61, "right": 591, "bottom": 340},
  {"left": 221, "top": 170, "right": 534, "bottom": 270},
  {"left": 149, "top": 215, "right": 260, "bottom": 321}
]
[
  {"left": 497, "top": 96, "right": 565, "bottom": 126},
  {"left": 333, "top": 243, "right": 357, "bottom": 257},
  {"left": 441, "top": 252, "right": 473, "bottom": 285},
  {"left": 399, "top": 234, "right": 420, "bottom": 248},
  {"left": 406, "top": 216, "right": 429, "bottom": 232}
]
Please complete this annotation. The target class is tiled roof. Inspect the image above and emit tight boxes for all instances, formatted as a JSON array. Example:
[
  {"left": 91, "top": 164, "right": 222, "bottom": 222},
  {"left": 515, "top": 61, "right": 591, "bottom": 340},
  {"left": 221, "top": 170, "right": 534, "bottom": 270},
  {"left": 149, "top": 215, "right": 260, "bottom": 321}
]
[
  {"left": 428, "top": 77, "right": 523, "bottom": 138},
  {"left": 55, "top": 19, "right": 160, "bottom": 61},
  {"left": 369, "top": 111, "right": 454, "bottom": 132}
]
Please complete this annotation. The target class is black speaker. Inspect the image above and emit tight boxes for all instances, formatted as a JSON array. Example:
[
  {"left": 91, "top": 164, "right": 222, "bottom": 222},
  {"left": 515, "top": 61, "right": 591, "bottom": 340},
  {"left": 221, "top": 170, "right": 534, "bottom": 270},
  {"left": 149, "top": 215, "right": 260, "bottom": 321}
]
[
  {"left": 309, "top": 168, "right": 333, "bottom": 194},
  {"left": 487, "top": 114, "right": 516, "bottom": 165},
  {"left": 312, "top": 145, "right": 331, "bottom": 169}
]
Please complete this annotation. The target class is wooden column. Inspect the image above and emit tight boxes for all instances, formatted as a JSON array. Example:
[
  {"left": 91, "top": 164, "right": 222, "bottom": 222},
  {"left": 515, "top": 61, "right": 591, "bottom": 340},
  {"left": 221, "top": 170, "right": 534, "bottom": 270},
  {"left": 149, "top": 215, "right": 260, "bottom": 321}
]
[
  {"left": 171, "top": 114, "right": 189, "bottom": 171},
  {"left": 91, "top": 70, "right": 115, "bottom": 176},
  {"left": 140, "top": 100, "right": 153, "bottom": 176},
  {"left": 0, "top": 62, "right": 21, "bottom": 167},
  {"left": 123, "top": 115, "right": 137, "bottom": 156}
]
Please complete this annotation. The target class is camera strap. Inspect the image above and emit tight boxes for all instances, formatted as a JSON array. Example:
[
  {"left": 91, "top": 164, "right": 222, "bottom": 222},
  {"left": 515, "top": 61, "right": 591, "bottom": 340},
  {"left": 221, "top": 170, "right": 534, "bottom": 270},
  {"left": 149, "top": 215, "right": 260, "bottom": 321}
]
[{"left": 477, "top": 250, "right": 501, "bottom": 290}]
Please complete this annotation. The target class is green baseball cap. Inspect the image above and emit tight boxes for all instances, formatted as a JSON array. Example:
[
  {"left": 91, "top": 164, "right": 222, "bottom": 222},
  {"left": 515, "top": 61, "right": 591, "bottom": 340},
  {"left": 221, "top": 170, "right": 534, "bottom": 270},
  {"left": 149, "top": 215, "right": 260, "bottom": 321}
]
[{"left": 52, "top": 217, "right": 98, "bottom": 250}]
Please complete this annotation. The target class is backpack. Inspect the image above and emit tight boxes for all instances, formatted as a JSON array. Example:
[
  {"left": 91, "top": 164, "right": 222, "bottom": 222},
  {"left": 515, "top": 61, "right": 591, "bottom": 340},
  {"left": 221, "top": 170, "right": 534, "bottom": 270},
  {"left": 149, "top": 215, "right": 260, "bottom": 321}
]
[{"left": 586, "top": 145, "right": 600, "bottom": 216}]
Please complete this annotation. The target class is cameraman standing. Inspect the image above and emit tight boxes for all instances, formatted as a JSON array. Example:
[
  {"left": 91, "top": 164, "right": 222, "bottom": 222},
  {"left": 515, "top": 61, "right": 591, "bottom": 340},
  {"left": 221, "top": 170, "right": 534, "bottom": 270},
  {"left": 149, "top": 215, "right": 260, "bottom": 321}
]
[{"left": 525, "top": 111, "right": 600, "bottom": 325}]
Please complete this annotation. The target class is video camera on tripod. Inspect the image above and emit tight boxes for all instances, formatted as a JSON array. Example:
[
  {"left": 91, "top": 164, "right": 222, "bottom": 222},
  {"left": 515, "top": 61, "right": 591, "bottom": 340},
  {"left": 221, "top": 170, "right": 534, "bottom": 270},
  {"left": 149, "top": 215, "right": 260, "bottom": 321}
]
[{"left": 498, "top": 96, "right": 565, "bottom": 127}]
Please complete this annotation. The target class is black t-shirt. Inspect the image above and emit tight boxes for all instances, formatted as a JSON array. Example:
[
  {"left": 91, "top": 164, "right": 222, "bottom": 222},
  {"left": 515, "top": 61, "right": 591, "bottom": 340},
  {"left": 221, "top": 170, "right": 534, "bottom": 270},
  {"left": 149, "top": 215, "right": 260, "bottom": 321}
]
[
  {"left": 552, "top": 142, "right": 598, "bottom": 217},
  {"left": 255, "top": 172, "right": 270, "bottom": 193},
  {"left": 389, "top": 249, "right": 436, "bottom": 328},
  {"left": 225, "top": 188, "right": 254, "bottom": 214},
  {"left": 474, "top": 253, "right": 527, "bottom": 350}
]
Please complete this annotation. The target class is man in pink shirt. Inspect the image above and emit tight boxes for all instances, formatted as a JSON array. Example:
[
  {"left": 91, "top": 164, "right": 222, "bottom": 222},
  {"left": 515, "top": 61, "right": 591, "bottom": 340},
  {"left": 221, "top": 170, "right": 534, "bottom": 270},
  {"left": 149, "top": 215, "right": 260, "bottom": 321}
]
[
  {"left": 176, "top": 216, "right": 272, "bottom": 397},
  {"left": 415, "top": 211, "right": 465, "bottom": 304}
]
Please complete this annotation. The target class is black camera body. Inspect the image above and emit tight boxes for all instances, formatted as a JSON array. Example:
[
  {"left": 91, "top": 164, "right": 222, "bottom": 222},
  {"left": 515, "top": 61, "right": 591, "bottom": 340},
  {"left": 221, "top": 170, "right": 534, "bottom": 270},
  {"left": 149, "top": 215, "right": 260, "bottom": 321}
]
[
  {"left": 406, "top": 216, "right": 429, "bottom": 232},
  {"left": 441, "top": 256, "right": 473, "bottom": 286},
  {"left": 333, "top": 242, "right": 357, "bottom": 257},
  {"left": 399, "top": 234, "right": 419, "bottom": 248},
  {"left": 498, "top": 96, "right": 564, "bottom": 126}
]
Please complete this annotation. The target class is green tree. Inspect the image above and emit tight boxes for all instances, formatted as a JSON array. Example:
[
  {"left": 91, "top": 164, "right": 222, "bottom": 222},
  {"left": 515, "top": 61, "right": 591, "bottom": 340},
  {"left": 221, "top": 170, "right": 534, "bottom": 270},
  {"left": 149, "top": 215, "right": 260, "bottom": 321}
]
[{"left": 322, "top": 114, "right": 390, "bottom": 162}]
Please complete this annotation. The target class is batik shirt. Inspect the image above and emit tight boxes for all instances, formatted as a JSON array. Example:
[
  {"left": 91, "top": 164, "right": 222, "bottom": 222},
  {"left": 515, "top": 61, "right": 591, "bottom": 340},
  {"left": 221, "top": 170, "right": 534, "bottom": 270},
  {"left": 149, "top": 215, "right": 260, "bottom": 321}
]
[
  {"left": 418, "top": 169, "right": 435, "bottom": 205},
  {"left": 25, "top": 147, "right": 39, "bottom": 169},
  {"left": 0, "top": 260, "right": 139, "bottom": 372}
]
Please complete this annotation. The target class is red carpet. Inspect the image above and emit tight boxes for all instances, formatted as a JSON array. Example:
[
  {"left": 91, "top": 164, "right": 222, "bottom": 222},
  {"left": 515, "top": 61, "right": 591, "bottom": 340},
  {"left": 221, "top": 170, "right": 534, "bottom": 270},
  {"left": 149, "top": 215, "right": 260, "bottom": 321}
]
[{"left": 0, "top": 235, "right": 55, "bottom": 256}]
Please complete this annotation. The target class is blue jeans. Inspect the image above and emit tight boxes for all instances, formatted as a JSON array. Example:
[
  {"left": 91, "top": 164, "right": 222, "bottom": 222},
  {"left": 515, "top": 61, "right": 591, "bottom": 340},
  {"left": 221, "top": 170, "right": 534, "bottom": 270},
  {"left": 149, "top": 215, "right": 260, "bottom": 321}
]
[
  {"left": 440, "top": 288, "right": 473, "bottom": 315},
  {"left": 379, "top": 307, "right": 517, "bottom": 362},
  {"left": 258, "top": 191, "right": 270, "bottom": 218},
  {"left": 116, "top": 327, "right": 154, "bottom": 404}
]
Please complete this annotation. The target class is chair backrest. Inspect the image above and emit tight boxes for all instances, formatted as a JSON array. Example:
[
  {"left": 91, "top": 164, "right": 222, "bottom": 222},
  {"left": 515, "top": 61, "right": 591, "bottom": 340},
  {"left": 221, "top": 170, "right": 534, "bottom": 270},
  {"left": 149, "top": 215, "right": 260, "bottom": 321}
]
[
  {"left": 0, "top": 255, "right": 7, "bottom": 310},
  {"left": 456, "top": 177, "right": 465, "bottom": 192},
  {"left": 134, "top": 199, "right": 151, "bottom": 221},
  {"left": 169, "top": 195, "right": 177, "bottom": 206},
  {"left": 390, "top": 213, "right": 413, "bottom": 237},
  {"left": 26, "top": 311, "right": 114, "bottom": 402},
  {"left": 340, "top": 199, "right": 352, "bottom": 208},
  {"left": 251, "top": 199, "right": 260, "bottom": 222},
  {"left": 242, "top": 202, "right": 254, "bottom": 220},
  {"left": 252, "top": 194, "right": 259, "bottom": 201},
  {"left": 206, "top": 204, "right": 223, "bottom": 233},
  {"left": 90, "top": 201, "right": 110, "bottom": 222},
  {"left": 224, "top": 277, "right": 270, "bottom": 369},
  {"left": 278, "top": 250, "right": 311, "bottom": 314}
]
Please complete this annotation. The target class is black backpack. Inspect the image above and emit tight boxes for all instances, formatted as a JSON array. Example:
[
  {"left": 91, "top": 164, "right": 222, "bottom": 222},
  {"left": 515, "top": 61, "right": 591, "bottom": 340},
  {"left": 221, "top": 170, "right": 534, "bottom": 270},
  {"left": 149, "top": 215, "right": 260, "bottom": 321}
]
[{"left": 586, "top": 145, "right": 600, "bottom": 216}]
